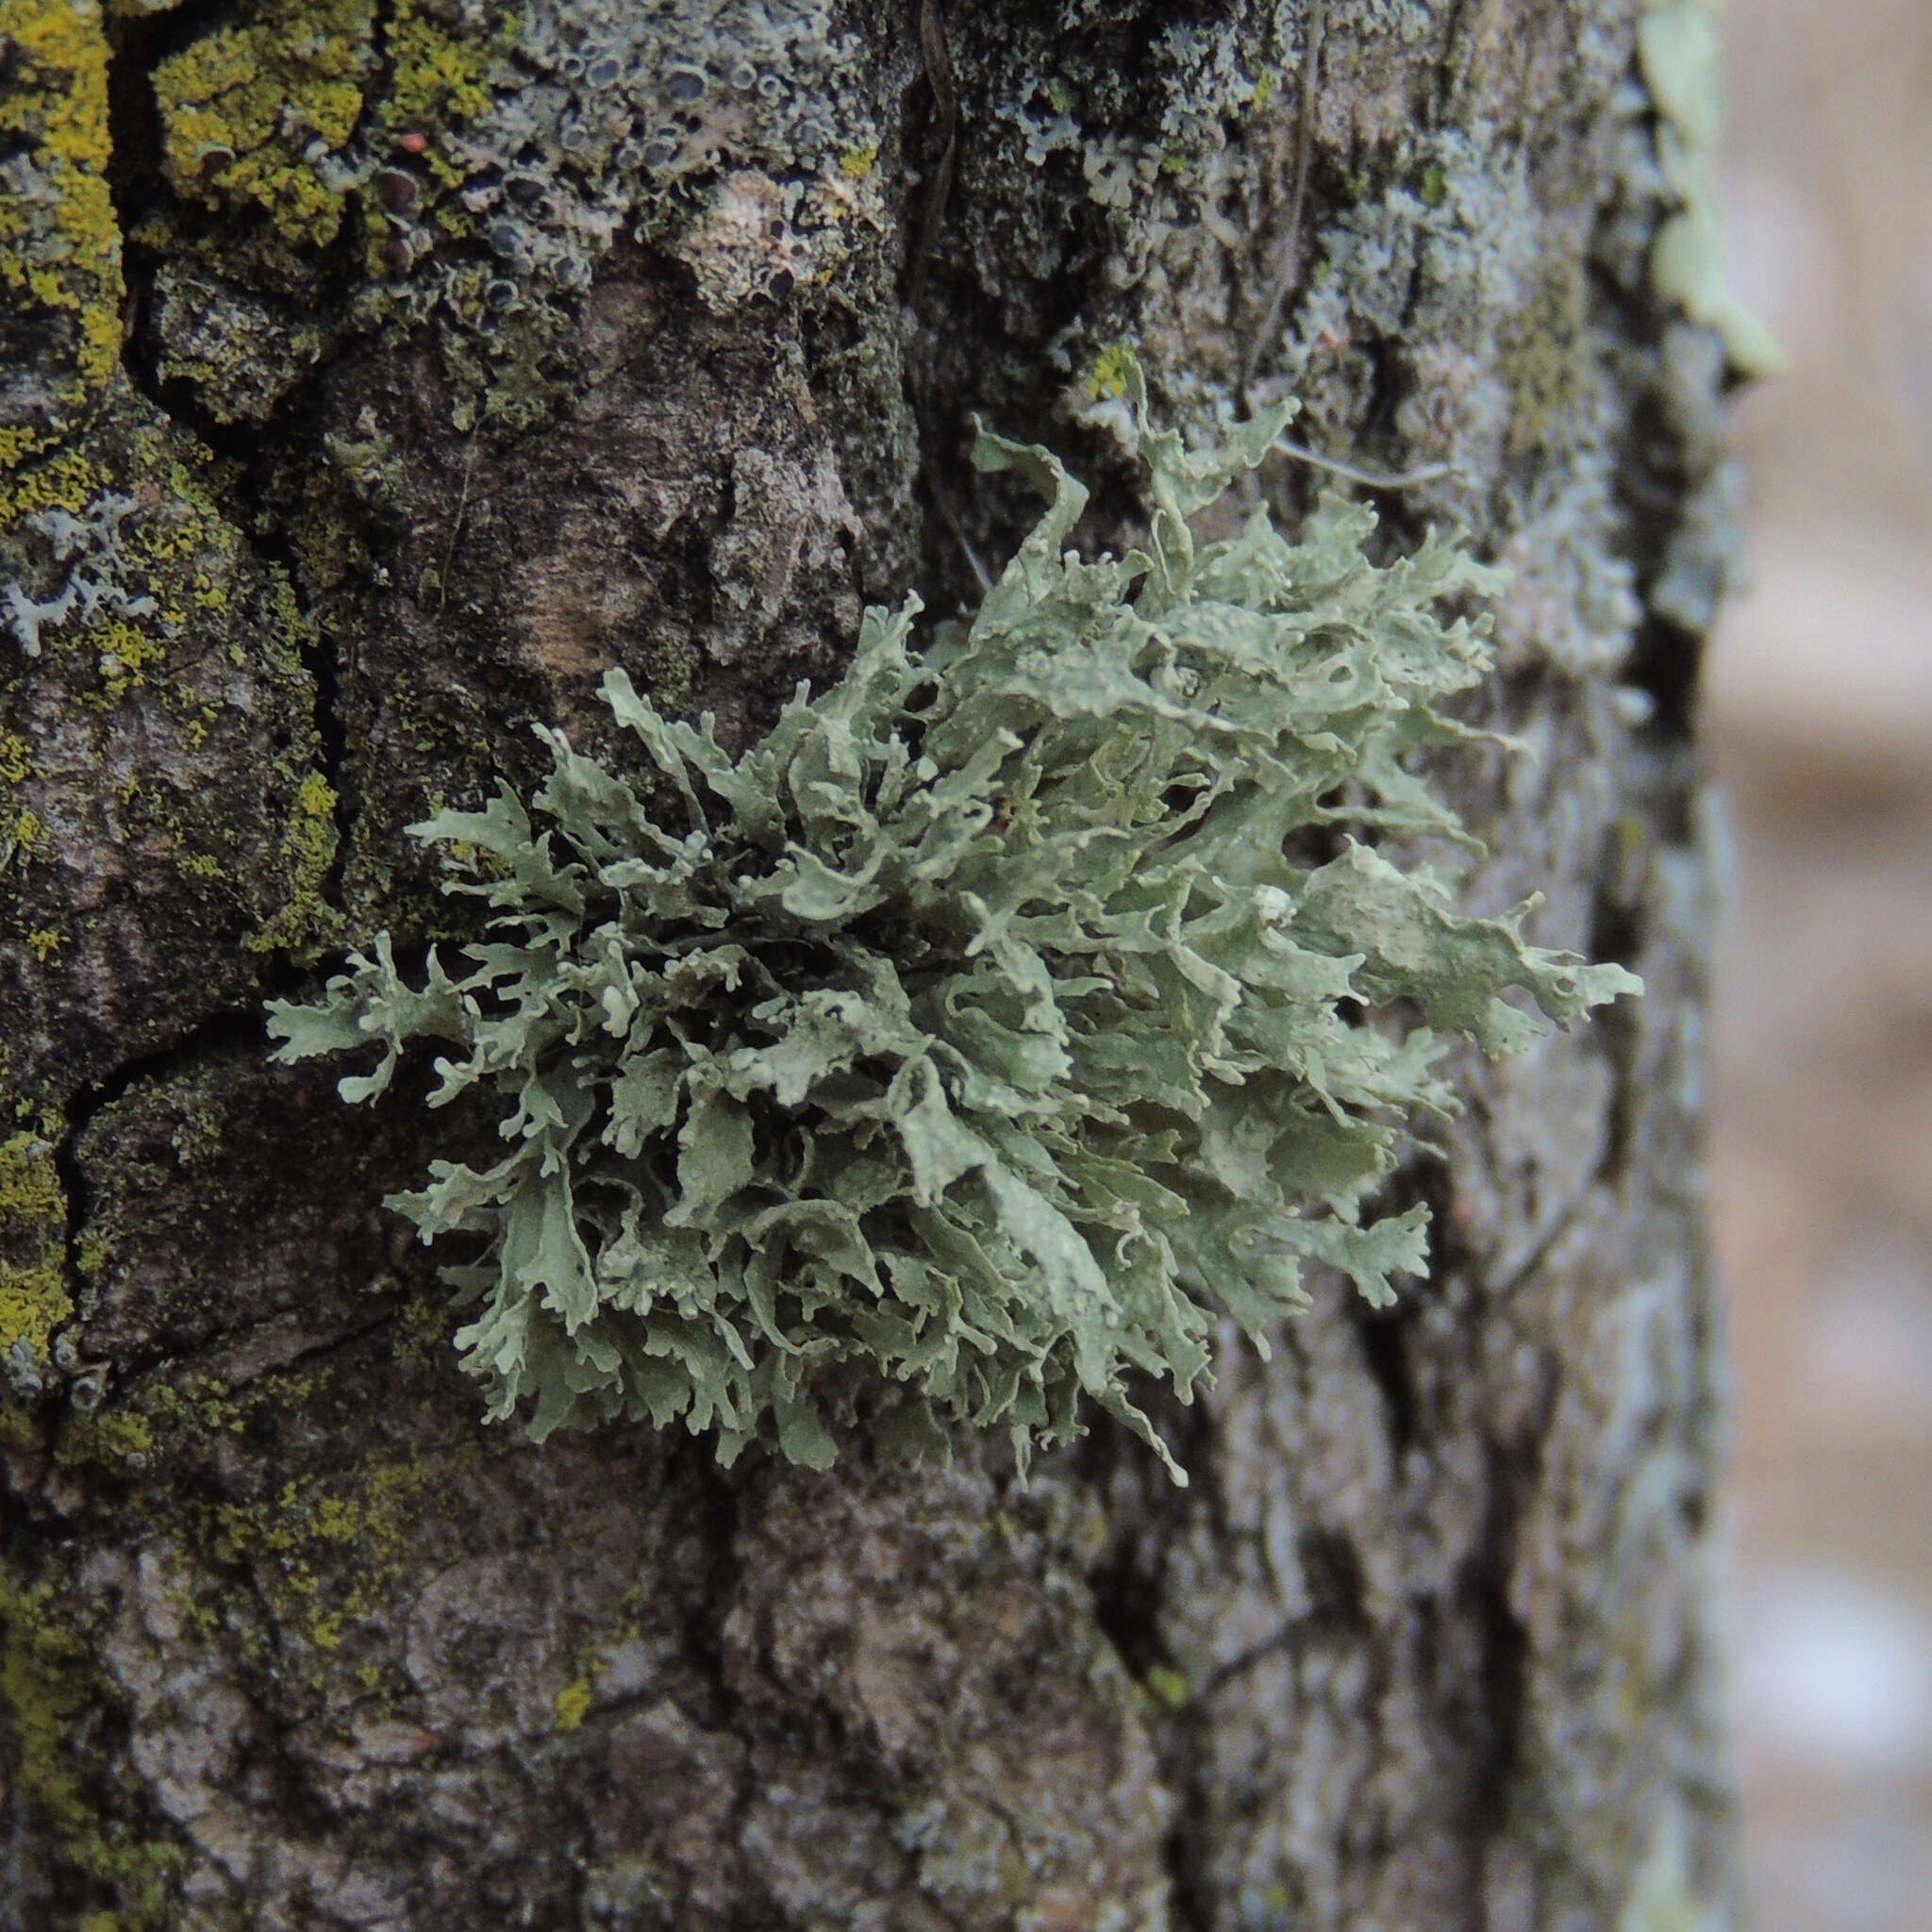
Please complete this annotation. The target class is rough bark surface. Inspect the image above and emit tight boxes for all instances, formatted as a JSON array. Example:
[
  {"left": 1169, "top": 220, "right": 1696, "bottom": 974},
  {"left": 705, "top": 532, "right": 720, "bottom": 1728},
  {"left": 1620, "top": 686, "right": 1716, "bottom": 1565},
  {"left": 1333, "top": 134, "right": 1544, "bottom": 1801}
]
[{"left": 1, "top": 2, "right": 1736, "bottom": 1928}]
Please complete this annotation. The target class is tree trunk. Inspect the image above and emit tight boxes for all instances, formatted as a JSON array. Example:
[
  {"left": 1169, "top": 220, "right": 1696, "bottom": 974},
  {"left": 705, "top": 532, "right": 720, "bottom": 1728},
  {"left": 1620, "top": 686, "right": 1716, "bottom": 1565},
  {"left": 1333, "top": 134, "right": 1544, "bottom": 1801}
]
[{"left": 1, "top": 2, "right": 1736, "bottom": 1927}]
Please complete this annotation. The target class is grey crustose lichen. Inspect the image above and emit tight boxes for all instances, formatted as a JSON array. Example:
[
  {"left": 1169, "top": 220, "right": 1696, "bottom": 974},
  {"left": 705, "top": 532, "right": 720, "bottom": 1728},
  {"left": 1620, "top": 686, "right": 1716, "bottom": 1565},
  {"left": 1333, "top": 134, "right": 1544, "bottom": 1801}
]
[{"left": 268, "top": 359, "right": 1639, "bottom": 1481}]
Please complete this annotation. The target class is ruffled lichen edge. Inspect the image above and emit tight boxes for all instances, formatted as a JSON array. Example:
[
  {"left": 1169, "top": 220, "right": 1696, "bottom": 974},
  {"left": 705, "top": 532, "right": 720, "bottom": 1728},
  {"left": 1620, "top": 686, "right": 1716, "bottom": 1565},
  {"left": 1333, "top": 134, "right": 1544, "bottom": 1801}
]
[{"left": 268, "top": 358, "right": 1640, "bottom": 1481}]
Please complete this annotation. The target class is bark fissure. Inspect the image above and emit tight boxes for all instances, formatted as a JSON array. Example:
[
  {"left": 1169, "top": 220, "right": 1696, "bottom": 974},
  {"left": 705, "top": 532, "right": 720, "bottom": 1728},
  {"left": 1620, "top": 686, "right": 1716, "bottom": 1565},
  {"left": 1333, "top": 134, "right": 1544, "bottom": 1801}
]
[
  {"left": 97, "top": 8, "right": 380, "bottom": 945},
  {"left": 1350, "top": 1300, "right": 1423, "bottom": 1462},
  {"left": 50, "top": 1009, "right": 274, "bottom": 1328},
  {"left": 1465, "top": 1444, "right": 1535, "bottom": 1851}
]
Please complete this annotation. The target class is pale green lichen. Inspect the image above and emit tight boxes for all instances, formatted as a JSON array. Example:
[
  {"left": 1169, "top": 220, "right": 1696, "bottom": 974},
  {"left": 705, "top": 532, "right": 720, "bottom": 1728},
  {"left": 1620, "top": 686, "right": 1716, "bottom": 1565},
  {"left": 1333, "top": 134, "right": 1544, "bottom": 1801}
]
[
  {"left": 269, "top": 361, "right": 1638, "bottom": 1480},
  {"left": 3, "top": 491, "right": 156, "bottom": 658},
  {"left": 1617, "top": 1804, "right": 1725, "bottom": 1932},
  {"left": 1639, "top": 0, "right": 1783, "bottom": 377}
]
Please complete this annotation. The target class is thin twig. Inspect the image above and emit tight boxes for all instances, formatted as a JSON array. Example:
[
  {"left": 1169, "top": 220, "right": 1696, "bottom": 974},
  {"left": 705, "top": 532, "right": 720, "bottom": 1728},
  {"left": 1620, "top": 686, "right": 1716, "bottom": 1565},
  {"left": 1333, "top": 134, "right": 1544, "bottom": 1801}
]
[
  {"left": 1274, "top": 438, "right": 1456, "bottom": 492},
  {"left": 906, "top": 341, "right": 991, "bottom": 593},
  {"left": 930, "top": 466, "right": 992, "bottom": 592},
  {"left": 438, "top": 427, "right": 481, "bottom": 609},
  {"left": 908, "top": 0, "right": 958, "bottom": 310},
  {"left": 905, "top": 3, "right": 978, "bottom": 589},
  {"left": 1241, "top": 0, "right": 1326, "bottom": 399}
]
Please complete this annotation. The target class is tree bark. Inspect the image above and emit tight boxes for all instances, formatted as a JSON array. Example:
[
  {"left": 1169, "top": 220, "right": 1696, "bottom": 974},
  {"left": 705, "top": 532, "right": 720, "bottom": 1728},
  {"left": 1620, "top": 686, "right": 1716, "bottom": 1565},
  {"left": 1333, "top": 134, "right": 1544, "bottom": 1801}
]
[{"left": 1, "top": 2, "right": 1735, "bottom": 1927}]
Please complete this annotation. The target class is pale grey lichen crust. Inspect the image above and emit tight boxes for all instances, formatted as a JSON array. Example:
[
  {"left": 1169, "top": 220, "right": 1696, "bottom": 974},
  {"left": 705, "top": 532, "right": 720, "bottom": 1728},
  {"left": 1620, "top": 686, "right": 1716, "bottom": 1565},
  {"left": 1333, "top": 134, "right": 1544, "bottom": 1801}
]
[
  {"left": 3, "top": 491, "right": 156, "bottom": 659},
  {"left": 267, "top": 362, "right": 1638, "bottom": 1480}
]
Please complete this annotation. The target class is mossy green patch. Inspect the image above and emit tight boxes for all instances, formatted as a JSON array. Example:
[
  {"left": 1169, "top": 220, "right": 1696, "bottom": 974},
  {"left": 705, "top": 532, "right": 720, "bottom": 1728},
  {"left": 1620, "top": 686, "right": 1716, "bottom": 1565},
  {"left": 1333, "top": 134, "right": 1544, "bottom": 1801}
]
[
  {"left": 0, "top": 1564, "right": 184, "bottom": 1927},
  {"left": 0, "top": 1129, "right": 71, "bottom": 1372},
  {"left": 56, "top": 1407, "right": 155, "bottom": 1474},
  {"left": 1504, "top": 259, "right": 1593, "bottom": 457}
]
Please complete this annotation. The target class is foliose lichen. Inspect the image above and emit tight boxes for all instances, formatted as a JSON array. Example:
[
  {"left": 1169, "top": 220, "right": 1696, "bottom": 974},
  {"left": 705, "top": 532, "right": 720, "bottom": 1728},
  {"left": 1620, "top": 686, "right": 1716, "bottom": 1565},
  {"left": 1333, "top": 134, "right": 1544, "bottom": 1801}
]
[
  {"left": 1639, "top": 0, "right": 1782, "bottom": 377},
  {"left": 3, "top": 491, "right": 156, "bottom": 658},
  {"left": 268, "top": 360, "right": 1638, "bottom": 1480}
]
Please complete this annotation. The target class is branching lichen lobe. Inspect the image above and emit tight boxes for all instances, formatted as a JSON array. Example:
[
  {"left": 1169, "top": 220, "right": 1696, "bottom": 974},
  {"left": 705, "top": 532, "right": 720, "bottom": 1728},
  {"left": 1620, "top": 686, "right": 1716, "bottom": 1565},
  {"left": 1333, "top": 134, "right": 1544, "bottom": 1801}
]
[{"left": 271, "top": 361, "right": 1638, "bottom": 1478}]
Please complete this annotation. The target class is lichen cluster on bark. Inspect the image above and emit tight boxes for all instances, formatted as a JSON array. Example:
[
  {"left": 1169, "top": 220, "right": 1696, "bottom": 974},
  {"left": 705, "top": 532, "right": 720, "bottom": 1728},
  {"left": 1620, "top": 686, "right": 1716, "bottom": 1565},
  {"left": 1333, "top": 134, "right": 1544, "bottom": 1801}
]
[{"left": 2, "top": 2, "right": 1736, "bottom": 1928}]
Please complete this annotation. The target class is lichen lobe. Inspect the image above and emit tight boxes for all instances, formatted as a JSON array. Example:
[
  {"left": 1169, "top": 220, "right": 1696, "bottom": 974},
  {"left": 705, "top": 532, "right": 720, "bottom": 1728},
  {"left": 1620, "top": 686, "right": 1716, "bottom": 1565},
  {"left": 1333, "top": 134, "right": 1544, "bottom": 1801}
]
[{"left": 269, "top": 360, "right": 1639, "bottom": 1479}]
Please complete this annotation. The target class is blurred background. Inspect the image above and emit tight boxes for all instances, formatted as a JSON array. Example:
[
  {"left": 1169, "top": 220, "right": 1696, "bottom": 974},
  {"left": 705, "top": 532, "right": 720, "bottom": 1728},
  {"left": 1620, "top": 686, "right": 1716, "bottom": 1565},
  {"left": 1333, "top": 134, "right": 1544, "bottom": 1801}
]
[{"left": 1708, "top": 0, "right": 1932, "bottom": 1925}]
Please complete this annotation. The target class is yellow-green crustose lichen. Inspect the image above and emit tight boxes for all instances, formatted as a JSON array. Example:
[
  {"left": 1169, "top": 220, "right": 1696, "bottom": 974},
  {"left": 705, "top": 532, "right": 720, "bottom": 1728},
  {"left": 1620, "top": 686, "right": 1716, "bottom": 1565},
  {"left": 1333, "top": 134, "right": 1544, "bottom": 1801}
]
[
  {"left": 120, "top": 0, "right": 909, "bottom": 442},
  {"left": 0, "top": 1129, "right": 70, "bottom": 1389},
  {"left": 0, "top": 729, "right": 38, "bottom": 868},
  {"left": 0, "top": 414, "right": 339, "bottom": 962},
  {"left": 0, "top": 0, "right": 121, "bottom": 458},
  {"left": 243, "top": 767, "right": 343, "bottom": 958},
  {"left": 271, "top": 358, "right": 1640, "bottom": 1480},
  {"left": 0, "top": 1566, "right": 183, "bottom": 1929},
  {"left": 154, "top": 0, "right": 378, "bottom": 247},
  {"left": 201, "top": 1441, "right": 472, "bottom": 1664},
  {"left": 150, "top": 0, "right": 506, "bottom": 259}
]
